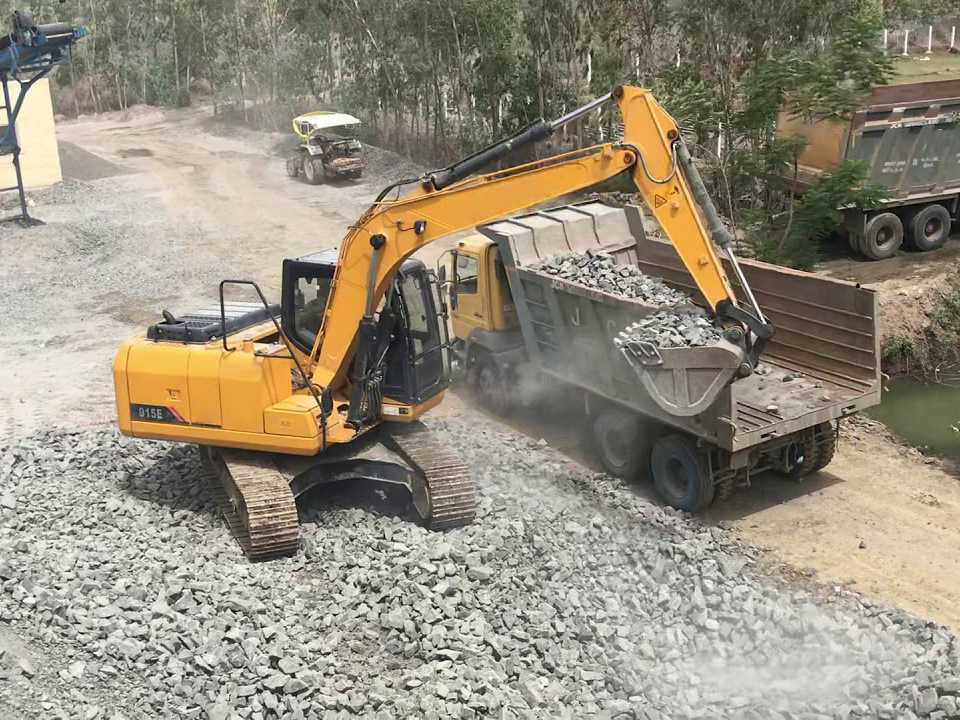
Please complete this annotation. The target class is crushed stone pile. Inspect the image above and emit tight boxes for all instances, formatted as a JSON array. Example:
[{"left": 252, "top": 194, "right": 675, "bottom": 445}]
[
  {"left": 532, "top": 252, "right": 690, "bottom": 305},
  {"left": 616, "top": 308, "right": 724, "bottom": 349},
  {"left": 1, "top": 422, "right": 958, "bottom": 720}
]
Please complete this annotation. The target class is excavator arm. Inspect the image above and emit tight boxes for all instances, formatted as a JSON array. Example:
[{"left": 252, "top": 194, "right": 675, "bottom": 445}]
[{"left": 309, "top": 85, "right": 771, "bottom": 398}]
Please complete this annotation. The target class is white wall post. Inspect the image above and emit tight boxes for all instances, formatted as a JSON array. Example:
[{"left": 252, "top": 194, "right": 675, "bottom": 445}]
[
  {"left": 903, "top": 29, "right": 910, "bottom": 56},
  {"left": 927, "top": 25, "right": 934, "bottom": 54}
]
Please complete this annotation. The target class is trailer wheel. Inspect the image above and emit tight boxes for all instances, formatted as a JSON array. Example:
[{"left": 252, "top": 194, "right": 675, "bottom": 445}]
[
  {"left": 861, "top": 212, "right": 903, "bottom": 260},
  {"left": 810, "top": 422, "right": 838, "bottom": 473},
  {"left": 303, "top": 155, "right": 324, "bottom": 185},
  {"left": 783, "top": 438, "right": 819, "bottom": 481},
  {"left": 592, "top": 407, "right": 653, "bottom": 481},
  {"left": 906, "top": 204, "right": 951, "bottom": 252},
  {"left": 285, "top": 156, "right": 300, "bottom": 178},
  {"left": 846, "top": 231, "right": 863, "bottom": 255},
  {"left": 651, "top": 434, "right": 714, "bottom": 512},
  {"left": 477, "top": 357, "right": 512, "bottom": 416}
]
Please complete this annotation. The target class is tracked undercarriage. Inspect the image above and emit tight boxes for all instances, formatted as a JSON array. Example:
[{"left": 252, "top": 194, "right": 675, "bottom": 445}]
[{"left": 200, "top": 422, "right": 477, "bottom": 560}]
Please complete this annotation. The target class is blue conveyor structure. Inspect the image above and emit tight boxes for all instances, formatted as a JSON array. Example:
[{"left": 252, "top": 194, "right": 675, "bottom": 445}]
[{"left": 1, "top": 10, "right": 87, "bottom": 225}]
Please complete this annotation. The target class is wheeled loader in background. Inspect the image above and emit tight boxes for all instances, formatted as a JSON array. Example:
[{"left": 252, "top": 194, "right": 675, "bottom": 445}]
[{"left": 285, "top": 111, "right": 364, "bottom": 184}]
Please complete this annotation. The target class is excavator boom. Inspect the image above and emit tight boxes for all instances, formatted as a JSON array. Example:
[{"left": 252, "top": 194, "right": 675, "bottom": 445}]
[{"left": 309, "top": 85, "right": 769, "bottom": 395}]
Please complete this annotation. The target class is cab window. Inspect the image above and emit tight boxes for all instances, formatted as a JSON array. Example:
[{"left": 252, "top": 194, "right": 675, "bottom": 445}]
[
  {"left": 456, "top": 254, "right": 478, "bottom": 295},
  {"left": 294, "top": 275, "right": 332, "bottom": 348}
]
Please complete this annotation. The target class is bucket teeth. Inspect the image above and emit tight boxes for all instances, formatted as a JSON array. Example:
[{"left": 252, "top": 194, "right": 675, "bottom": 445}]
[
  {"left": 201, "top": 448, "right": 300, "bottom": 560},
  {"left": 390, "top": 423, "right": 477, "bottom": 530}
]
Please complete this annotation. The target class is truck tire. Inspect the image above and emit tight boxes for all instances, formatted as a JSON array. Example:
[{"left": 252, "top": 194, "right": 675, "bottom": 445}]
[
  {"left": 861, "top": 212, "right": 903, "bottom": 260},
  {"left": 651, "top": 434, "right": 714, "bottom": 512},
  {"left": 847, "top": 231, "right": 864, "bottom": 255},
  {"left": 285, "top": 156, "right": 300, "bottom": 178},
  {"left": 476, "top": 356, "right": 512, "bottom": 416},
  {"left": 810, "top": 422, "right": 838, "bottom": 473},
  {"left": 303, "top": 155, "right": 323, "bottom": 185},
  {"left": 783, "top": 437, "right": 819, "bottom": 481},
  {"left": 906, "top": 203, "right": 951, "bottom": 252},
  {"left": 783, "top": 422, "right": 838, "bottom": 479},
  {"left": 592, "top": 407, "right": 648, "bottom": 481}
]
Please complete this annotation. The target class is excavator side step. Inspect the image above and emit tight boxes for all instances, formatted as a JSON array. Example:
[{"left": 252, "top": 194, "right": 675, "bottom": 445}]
[
  {"left": 200, "top": 448, "right": 300, "bottom": 560},
  {"left": 389, "top": 423, "right": 478, "bottom": 530}
]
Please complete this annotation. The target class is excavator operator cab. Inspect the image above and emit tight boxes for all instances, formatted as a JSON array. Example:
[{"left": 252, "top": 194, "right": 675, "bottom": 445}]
[{"left": 281, "top": 248, "right": 452, "bottom": 406}]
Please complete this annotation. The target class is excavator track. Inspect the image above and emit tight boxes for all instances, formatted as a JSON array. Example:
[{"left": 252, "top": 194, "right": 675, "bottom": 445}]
[
  {"left": 200, "top": 448, "right": 300, "bottom": 560},
  {"left": 389, "top": 423, "right": 477, "bottom": 530}
]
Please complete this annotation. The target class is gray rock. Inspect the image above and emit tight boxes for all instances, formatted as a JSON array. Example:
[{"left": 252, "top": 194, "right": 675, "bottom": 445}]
[{"left": 918, "top": 687, "right": 939, "bottom": 715}]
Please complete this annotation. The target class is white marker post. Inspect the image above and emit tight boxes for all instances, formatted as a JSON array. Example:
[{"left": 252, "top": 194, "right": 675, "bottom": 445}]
[
  {"left": 883, "top": 28, "right": 888, "bottom": 52},
  {"left": 952, "top": 26, "right": 956, "bottom": 49},
  {"left": 927, "top": 25, "right": 934, "bottom": 54},
  {"left": 717, "top": 122, "right": 723, "bottom": 158},
  {"left": 903, "top": 29, "right": 910, "bottom": 56},
  {"left": 676, "top": 47, "right": 680, "bottom": 68}
]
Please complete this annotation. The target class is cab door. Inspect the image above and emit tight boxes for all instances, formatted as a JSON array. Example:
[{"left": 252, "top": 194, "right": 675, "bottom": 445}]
[{"left": 451, "top": 249, "right": 487, "bottom": 340}]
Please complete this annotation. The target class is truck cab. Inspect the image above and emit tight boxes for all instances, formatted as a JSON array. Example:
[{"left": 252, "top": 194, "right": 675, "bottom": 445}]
[{"left": 447, "top": 237, "right": 525, "bottom": 414}]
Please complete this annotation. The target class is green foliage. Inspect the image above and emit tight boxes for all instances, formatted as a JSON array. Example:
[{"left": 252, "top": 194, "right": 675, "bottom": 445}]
[
  {"left": 25, "top": 0, "right": 899, "bottom": 272},
  {"left": 743, "top": 159, "right": 892, "bottom": 269},
  {"left": 884, "top": 333, "right": 918, "bottom": 361},
  {"left": 928, "top": 271, "right": 960, "bottom": 356},
  {"left": 883, "top": 0, "right": 959, "bottom": 21}
]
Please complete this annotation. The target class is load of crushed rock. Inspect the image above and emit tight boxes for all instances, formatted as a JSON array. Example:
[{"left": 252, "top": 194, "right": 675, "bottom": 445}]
[
  {"left": 532, "top": 252, "right": 689, "bottom": 305},
  {"left": 617, "top": 308, "right": 724, "bottom": 349},
  {"left": 1, "top": 421, "right": 958, "bottom": 720}
]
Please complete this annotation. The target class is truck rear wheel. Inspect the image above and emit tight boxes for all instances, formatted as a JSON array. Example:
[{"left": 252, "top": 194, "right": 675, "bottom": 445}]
[
  {"left": 651, "top": 434, "right": 714, "bottom": 512},
  {"left": 592, "top": 407, "right": 645, "bottom": 481},
  {"left": 861, "top": 212, "right": 903, "bottom": 260},
  {"left": 906, "top": 204, "right": 951, "bottom": 252}
]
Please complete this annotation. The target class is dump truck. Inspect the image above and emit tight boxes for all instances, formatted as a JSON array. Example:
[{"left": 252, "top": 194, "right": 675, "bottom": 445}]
[
  {"left": 449, "top": 201, "right": 881, "bottom": 510},
  {"left": 779, "top": 79, "right": 960, "bottom": 260}
]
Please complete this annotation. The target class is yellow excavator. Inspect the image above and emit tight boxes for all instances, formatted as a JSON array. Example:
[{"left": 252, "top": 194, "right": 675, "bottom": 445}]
[{"left": 113, "top": 86, "right": 771, "bottom": 558}]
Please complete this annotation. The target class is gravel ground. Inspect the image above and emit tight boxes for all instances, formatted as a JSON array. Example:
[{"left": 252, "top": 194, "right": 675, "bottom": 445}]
[{"left": 1, "top": 417, "right": 958, "bottom": 720}]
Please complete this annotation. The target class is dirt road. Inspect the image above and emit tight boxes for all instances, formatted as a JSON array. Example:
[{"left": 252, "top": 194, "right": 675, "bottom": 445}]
[{"left": 2, "top": 105, "right": 959, "bottom": 634}]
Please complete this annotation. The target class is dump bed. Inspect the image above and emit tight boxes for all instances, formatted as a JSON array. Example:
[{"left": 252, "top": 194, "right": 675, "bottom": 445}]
[
  {"left": 779, "top": 79, "right": 960, "bottom": 201},
  {"left": 479, "top": 202, "right": 880, "bottom": 453}
]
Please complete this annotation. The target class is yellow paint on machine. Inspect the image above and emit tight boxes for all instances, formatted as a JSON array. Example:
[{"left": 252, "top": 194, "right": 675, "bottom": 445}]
[{"left": 0, "top": 78, "right": 62, "bottom": 189}]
